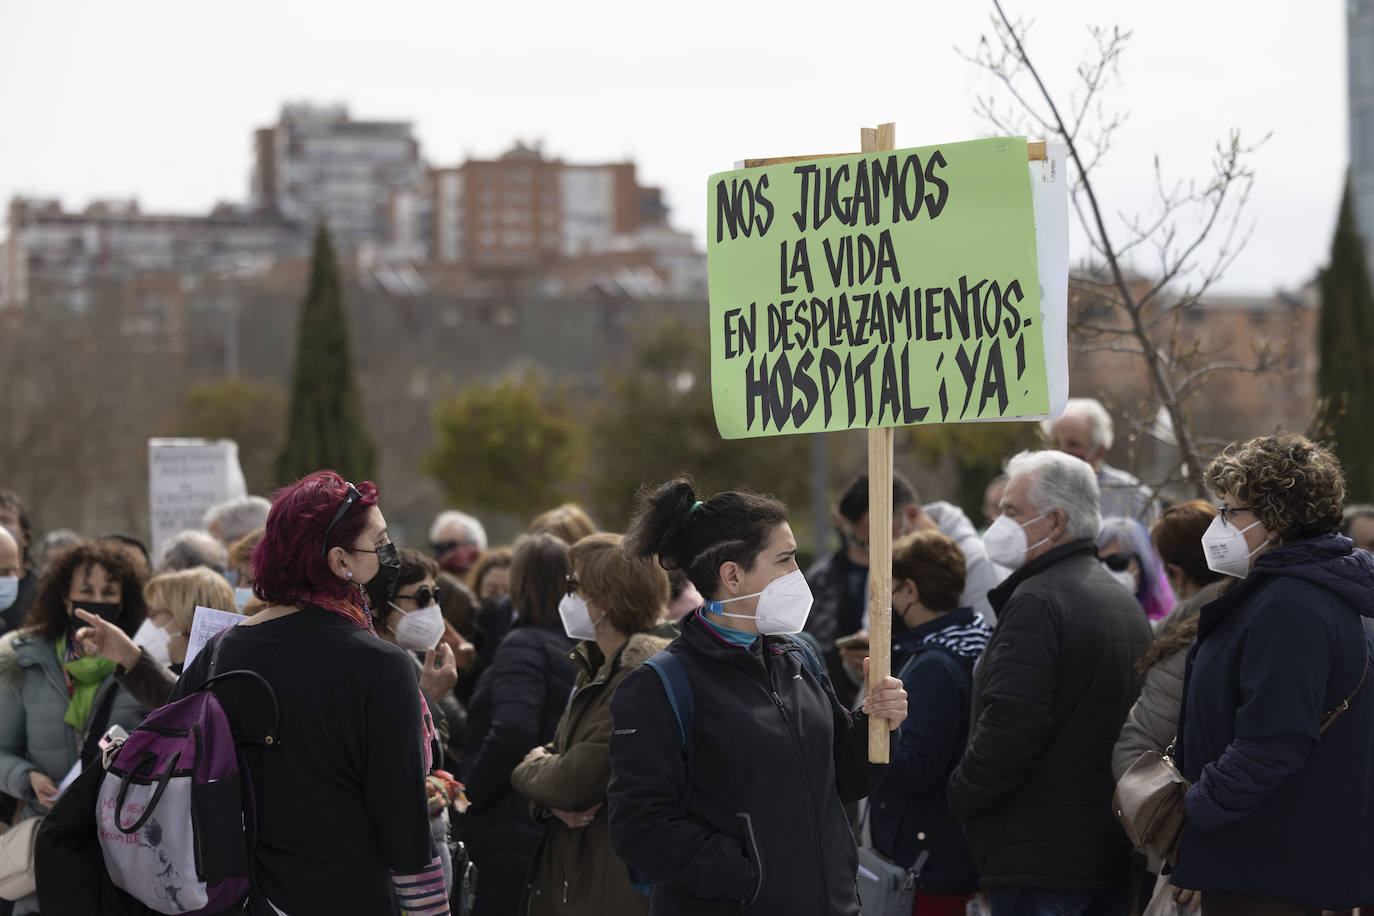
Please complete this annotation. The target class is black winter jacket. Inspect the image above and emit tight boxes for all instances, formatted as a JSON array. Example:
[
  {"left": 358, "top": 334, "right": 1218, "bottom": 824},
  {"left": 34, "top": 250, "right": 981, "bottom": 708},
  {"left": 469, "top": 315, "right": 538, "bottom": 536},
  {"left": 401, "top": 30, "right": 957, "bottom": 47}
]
[
  {"left": 458, "top": 624, "right": 577, "bottom": 916},
  {"left": 946, "top": 540, "right": 1152, "bottom": 893},
  {"left": 607, "top": 610, "right": 889, "bottom": 915},
  {"left": 1172, "top": 535, "right": 1374, "bottom": 909}
]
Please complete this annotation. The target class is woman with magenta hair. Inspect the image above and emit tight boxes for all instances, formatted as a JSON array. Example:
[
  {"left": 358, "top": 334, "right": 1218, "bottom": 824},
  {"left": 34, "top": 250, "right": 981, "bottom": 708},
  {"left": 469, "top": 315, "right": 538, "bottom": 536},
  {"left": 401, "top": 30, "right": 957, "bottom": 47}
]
[
  {"left": 168, "top": 470, "right": 449, "bottom": 916},
  {"left": 1096, "top": 516, "right": 1176, "bottom": 622}
]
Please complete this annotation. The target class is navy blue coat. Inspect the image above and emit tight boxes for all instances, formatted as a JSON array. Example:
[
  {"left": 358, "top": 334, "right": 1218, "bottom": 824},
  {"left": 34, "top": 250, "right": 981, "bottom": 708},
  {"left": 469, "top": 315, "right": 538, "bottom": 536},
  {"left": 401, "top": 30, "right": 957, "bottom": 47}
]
[
  {"left": 607, "top": 610, "right": 889, "bottom": 915},
  {"left": 1173, "top": 535, "right": 1374, "bottom": 908},
  {"left": 869, "top": 607, "right": 989, "bottom": 895}
]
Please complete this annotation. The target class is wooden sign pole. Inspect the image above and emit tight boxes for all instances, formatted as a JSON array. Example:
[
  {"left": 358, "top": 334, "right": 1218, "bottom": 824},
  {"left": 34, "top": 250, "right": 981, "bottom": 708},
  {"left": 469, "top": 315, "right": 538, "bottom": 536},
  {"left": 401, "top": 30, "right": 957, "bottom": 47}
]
[{"left": 864, "top": 122, "right": 896, "bottom": 765}]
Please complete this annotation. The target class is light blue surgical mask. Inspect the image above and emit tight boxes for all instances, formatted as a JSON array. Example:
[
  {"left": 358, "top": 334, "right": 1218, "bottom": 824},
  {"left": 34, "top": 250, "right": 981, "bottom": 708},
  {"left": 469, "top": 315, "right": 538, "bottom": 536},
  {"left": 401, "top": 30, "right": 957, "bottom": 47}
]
[
  {"left": 225, "top": 569, "right": 240, "bottom": 587},
  {"left": 0, "top": 577, "right": 17, "bottom": 613},
  {"left": 234, "top": 587, "right": 253, "bottom": 612}
]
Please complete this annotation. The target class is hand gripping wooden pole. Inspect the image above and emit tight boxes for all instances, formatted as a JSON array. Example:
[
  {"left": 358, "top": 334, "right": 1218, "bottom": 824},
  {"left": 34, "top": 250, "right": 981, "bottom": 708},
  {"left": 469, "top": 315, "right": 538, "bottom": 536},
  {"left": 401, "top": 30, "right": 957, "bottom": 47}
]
[{"left": 865, "top": 122, "right": 897, "bottom": 764}]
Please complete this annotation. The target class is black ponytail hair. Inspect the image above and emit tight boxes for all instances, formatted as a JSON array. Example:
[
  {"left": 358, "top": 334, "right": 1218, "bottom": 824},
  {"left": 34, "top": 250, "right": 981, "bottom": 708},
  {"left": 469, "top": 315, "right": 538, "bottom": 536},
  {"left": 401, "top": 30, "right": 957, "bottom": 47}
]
[{"left": 623, "top": 477, "right": 788, "bottom": 601}]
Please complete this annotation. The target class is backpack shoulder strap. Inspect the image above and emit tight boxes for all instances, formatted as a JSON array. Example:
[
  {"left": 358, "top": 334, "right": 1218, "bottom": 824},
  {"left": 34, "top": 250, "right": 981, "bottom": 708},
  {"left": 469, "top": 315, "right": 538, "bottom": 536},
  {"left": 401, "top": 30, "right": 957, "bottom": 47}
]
[
  {"left": 784, "top": 635, "right": 826, "bottom": 683},
  {"left": 641, "top": 649, "right": 693, "bottom": 755}
]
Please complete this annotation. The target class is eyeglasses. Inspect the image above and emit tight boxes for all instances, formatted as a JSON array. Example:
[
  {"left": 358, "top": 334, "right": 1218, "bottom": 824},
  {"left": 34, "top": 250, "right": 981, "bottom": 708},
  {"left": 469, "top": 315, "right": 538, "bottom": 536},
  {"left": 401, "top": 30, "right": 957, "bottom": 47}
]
[
  {"left": 1098, "top": 553, "right": 1133, "bottom": 573},
  {"left": 431, "top": 540, "right": 462, "bottom": 556},
  {"left": 321, "top": 483, "right": 362, "bottom": 557},
  {"left": 565, "top": 573, "right": 580, "bottom": 596},
  {"left": 393, "top": 585, "right": 444, "bottom": 607},
  {"left": 1217, "top": 505, "right": 1255, "bottom": 527}
]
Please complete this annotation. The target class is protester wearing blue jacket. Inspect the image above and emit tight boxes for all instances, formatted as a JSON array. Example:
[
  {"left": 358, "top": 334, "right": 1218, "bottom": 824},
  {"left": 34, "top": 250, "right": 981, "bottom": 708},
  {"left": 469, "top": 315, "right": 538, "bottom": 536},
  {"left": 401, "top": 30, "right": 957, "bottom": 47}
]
[
  {"left": 869, "top": 531, "right": 990, "bottom": 911},
  {"left": 1173, "top": 435, "right": 1374, "bottom": 914}
]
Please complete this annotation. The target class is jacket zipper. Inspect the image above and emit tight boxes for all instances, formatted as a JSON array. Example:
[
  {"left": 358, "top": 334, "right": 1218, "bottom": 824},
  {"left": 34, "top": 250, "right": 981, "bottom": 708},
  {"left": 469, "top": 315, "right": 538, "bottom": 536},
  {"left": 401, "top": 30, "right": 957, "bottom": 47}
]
[{"left": 749, "top": 652, "right": 828, "bottom": 913}]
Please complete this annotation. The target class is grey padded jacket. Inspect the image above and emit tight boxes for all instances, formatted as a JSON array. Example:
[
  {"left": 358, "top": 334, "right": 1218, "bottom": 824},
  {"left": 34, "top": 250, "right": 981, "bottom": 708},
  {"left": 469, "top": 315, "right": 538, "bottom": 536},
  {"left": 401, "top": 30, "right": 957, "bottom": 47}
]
[
  {"left": 0, "top": 629, "right": 149, "bottom": 819},
  {"left": 1110, "top": 582, "right": 1225, "bottom": 782}
]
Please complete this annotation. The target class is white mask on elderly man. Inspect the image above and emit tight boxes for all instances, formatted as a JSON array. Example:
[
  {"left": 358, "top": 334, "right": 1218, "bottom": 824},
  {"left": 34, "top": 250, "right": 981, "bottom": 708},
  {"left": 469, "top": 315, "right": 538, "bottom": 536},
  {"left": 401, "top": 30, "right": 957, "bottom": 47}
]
[{"left": 982, "top": 514, "right": 1050, "bottom": 569}]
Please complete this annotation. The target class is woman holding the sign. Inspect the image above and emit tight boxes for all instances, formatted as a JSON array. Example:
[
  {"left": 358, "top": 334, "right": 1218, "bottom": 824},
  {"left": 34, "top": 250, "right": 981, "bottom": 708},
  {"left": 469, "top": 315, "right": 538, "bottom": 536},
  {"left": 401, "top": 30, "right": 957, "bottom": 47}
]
[{"left": 607, "top": 478, "right": 907, "bottom": 914}]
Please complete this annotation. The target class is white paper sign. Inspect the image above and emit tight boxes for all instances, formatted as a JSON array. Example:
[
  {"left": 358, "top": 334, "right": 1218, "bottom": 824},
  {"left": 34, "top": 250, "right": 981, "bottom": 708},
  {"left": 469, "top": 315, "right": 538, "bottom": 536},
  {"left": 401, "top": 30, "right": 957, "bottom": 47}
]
[
  {"left": 148, "top": 438, "right": 248, "bottom": 560},
  {"left": 182, "top": 605, "right": 244, "bottom": 670}
]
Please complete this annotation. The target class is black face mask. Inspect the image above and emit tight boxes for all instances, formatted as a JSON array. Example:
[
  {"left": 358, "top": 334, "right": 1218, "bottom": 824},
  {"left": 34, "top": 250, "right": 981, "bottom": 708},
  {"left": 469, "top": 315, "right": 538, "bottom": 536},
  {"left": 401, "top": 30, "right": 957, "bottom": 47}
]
[
  {"left": 364, "top": 543, "right": 402, "bottom": 611},
  {"left": 73, "top": 601, "right": 121, "bottom": 624}
]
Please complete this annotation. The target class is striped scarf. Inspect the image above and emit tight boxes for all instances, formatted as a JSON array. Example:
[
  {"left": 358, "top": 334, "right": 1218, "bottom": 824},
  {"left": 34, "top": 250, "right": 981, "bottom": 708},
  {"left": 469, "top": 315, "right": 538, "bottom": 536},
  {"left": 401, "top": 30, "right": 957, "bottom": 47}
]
[{"left": 922, "top": 612, "right": 993, "bottom": 661}]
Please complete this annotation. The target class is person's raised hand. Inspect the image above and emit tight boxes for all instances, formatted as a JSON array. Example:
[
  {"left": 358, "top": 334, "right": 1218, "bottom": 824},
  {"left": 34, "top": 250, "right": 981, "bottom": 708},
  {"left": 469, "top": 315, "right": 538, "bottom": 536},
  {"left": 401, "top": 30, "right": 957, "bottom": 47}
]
[
  {"left": 420, "top": 643, "right": 458, "bottom": 699},
  {"left": 73, "top": 607, "right": 141, "bottom": 670},
  {"left": 838, "top": 629, "right": 868, "bottom": 676},
  {"left": 28, "top": 770, "right": 58, "bottom": 808},
  {"left": 441, "top": 624, "right": 477, "bottom": 672},
  {"left": 860, "top": 657, "right": 908, "bottom": 731}
]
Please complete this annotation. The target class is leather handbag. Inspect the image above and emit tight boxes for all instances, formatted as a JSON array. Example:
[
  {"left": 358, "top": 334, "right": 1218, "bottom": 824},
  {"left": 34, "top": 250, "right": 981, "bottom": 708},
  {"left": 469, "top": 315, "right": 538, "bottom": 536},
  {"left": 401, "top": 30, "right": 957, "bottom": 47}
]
[
  {"left": 1114, "top": 646, "right": 1371, "bottom": 868},
  {"left": 1112, "top": 744, "right": 1188, "bottom": 866}
]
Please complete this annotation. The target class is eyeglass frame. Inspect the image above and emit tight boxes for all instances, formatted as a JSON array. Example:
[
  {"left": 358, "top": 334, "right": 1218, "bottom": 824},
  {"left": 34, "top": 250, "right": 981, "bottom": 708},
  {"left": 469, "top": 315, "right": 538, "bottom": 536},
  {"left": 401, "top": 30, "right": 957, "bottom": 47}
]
[
  {"left": 1216, "top": 504, "right": 1256, "bottom": 527},
  {"left": 564, "top": 573, "right": 580, "bottom": 596},
  {"left": 392, "top": 585, "right": 445, "bottom": 607},
  {"left": 321, "top": 482, "right": 363, "bottom": 558}
]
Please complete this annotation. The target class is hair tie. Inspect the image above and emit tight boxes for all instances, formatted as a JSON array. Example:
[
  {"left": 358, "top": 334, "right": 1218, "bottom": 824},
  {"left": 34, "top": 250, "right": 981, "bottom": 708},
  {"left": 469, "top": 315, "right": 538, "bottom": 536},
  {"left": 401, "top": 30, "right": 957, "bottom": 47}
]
[{"left": 689, "top": 501, "right": 704, "bottom": 516}]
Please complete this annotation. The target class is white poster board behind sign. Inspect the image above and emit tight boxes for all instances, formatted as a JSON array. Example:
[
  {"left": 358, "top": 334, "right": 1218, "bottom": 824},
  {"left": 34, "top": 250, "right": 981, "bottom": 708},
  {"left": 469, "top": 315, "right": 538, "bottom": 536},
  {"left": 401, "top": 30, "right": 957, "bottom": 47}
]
[
  {"left": 983, "top": 140, "right": 1069, "bottom": 424},
  {"left": 148, "top": 438, "right": 247, "bottom": 560}
]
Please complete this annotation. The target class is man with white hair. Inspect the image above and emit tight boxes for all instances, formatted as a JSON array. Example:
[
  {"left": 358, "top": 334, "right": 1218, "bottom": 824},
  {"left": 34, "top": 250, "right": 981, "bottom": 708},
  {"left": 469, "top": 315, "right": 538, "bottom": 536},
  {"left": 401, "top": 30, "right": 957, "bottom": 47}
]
[
  {"left": 428, "top": 510, "right": 487, "bottom": 577},
  {"left": 1044, "top": 397, "right": 1158, "bottom": 523},
  {"left": 202, "top": 495, "right": 272, "bottom": 549},
  {"left": 948, "top": 451, "right": 1152, "bottom": 915}
]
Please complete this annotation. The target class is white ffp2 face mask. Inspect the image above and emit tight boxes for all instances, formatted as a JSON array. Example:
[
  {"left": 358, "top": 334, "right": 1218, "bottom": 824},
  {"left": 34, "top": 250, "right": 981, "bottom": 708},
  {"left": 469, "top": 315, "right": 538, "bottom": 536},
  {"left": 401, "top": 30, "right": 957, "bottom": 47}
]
[
  {"left": 1201, "top": 515, "right": 1269, "bottom": 579},
  {"left": 1105, "top": 567, "right": 1138, "bottom": 592},
  {"left": 389, "top": 602, "right": 446, "bottom": 652},
  {"left": 558, "top": 592, "right": 603, "bottom": 641},
  {"left": 133, "top": 617, "right": 173, "bottom": 666},
  {"left": 982, "top": 514, "right": 1050, "bottom": 569},
  {"left": 706, "top": 568, "right": 814, "bottom": 635}
]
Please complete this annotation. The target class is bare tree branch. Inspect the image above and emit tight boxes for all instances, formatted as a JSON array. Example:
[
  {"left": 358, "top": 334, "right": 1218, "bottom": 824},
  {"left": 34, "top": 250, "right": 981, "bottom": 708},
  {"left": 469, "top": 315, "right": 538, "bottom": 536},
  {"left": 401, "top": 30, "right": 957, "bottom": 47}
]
[{"left": 966, "top": 1, "right": 1273, "bottom": 499}]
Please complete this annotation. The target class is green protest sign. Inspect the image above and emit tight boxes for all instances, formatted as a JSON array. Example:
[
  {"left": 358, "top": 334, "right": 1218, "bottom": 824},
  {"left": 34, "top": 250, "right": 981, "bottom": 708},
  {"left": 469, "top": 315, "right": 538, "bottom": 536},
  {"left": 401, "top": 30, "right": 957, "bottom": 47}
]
[{"left": 707, "top": 136, "right": 1046, "bottom": 440}]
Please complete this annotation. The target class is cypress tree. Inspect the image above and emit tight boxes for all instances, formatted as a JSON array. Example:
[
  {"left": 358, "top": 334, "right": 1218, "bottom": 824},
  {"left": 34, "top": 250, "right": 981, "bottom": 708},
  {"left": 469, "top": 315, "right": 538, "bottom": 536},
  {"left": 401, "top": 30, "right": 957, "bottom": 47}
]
[
  {"left": 273, "top": 225, "right": 378, "bottom": 487},
  {"left": 1318, "top": 176, "right": 1374, "bottom": 502}
]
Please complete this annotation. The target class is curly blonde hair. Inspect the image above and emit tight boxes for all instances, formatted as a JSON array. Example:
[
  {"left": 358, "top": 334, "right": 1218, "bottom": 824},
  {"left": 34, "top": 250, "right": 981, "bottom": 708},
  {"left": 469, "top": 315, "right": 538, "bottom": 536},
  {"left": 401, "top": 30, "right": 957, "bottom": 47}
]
[{"left": 1204, "top": 434, "right": 1345, "bottom": 541}]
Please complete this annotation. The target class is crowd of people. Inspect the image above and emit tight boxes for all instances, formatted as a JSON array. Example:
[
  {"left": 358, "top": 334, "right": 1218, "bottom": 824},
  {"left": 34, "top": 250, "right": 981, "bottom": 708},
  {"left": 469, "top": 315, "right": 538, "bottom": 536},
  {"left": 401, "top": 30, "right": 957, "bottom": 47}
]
[{"left": 0, "top": 396, "right": 1368, "bottom": 915}]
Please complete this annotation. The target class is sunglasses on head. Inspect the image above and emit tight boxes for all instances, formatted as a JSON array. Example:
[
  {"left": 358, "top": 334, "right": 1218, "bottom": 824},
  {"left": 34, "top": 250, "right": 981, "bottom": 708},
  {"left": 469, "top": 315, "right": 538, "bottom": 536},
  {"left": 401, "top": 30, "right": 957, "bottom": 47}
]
[
  {"left": 393, "top": 585, "right": 444, "bottom": 607},
  {"left": 1098, "top": 553, "right": 1133, "bottom": 573},
  {"left": 322, "top": 482, "right": 362, "bottom": 558}
]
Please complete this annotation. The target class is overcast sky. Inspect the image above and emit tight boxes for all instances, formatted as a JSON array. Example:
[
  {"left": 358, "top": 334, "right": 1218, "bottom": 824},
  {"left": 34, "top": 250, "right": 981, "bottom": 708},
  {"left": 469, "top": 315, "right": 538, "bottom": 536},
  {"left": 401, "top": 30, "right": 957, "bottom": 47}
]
[{"left": 0, "top": 0, "right": 1349, "bottom": 295}]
